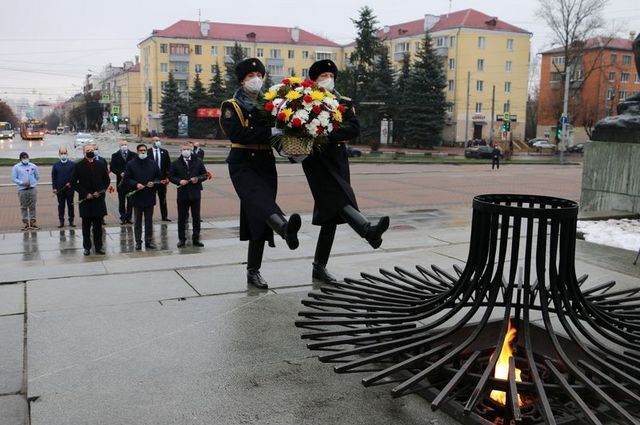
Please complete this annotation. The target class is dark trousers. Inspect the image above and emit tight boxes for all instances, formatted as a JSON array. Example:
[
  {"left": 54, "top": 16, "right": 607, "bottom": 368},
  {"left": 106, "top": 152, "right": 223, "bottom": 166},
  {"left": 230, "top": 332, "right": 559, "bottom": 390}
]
[
  {"left": 492, "top": 157, "right": 500, "bottom": 169},
  {"left": 314, "top": 224, "right": 337, "bottom": 265},
  {"left": 247, "top": 239, "right": 265, "bottom": 271},
  {"left": 156, "top": 184, "right": 168, "bottom": 219},
  {"left": 117, "top": 188, "right": 133, "bottom": 220},
  {"left": 134, "top": 206, "right": 154, "bottom": 243},
  {"left": 81, "top": 217, "right": 103, "bottom": 250},
  {"left": 177, "top": 198, "right": 201, "bottom": 242},
  {"left": 56, "top": 189, "right": 74, "bottom": 223}
]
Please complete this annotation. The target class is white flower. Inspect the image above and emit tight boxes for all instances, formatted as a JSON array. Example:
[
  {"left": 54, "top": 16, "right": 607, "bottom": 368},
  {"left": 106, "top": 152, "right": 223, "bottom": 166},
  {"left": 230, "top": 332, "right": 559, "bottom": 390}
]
[
  {"left": 269, "top": 83, "right": 284, "bottom": 92},
  {"left": 294, "top": 109, "right": 310, "bottom": 122}
]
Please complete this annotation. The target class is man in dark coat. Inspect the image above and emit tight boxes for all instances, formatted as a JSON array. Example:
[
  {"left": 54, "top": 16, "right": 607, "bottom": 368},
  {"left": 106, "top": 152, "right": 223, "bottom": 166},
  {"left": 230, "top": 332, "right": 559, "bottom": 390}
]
[
  {"left": 148, "top": 136, "right": 171, "bottom": 221},
  {"left": 71, "top": 145, "right": 110, "bottom": 255},
  {"left": 492, "top": 145, "right": 502, "bottom": 170},
  {"left": 192, "top": 141, "right": 205, "bottom": 160},
  {"left": 302, "top": 59, "right": 390, "bottom": 285},
  {"left": 51, "top": 147, "right": 75, "bottom": 228},
  {"left": 125, "top": 144, "right": 161, "bottom": 250},
  {"left": 169, "top": 142, "right": 208, "bottom": 248},
  {"left": 110, "top": 139, "right": 137, "bottom": 225},
  {"left": 220, "top": 57, "right": 301, "bottom": 290}
]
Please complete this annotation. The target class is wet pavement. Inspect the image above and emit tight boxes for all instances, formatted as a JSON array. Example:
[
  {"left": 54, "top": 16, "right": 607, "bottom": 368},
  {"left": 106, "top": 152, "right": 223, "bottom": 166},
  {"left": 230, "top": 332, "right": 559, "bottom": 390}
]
[{"left": 1, "top": 202, "right": 640, "bottom": 425}]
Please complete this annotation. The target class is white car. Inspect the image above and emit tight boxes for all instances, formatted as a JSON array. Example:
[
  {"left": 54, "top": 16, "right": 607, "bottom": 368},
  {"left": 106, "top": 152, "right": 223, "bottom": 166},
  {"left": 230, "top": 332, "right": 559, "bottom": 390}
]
[
  {"left": 533, "top": 140, "right": 556, "bottom": 150},
  {"left": 74, "top": 132, "right": 94, "bottom": 148}
]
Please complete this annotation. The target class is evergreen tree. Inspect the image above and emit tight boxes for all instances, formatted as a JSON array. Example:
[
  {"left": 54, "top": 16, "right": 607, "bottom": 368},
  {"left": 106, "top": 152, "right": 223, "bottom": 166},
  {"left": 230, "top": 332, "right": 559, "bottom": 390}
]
[
  {"left": 188, "top": 73, "right": 210, "bottom": 138},
  {"left": 0, "top": 100, "right": 19, "bottom": 128},
  {"left": 208, "top": 64, "right": 227, "bottom": 139},
  {"left": 392, "top": 53, "right": 411, "bottom": 145},
  {"left": 160, "top": 72, "right": 186, "bottom": 138},
  {"left": 367, "top": 44, "right": 395, "bottom": 136},
  {"left": 403, "top": 33, "right": 448, "bottom": 147},
  {"left": 224, "top": 42, "right": 247, "bottom": 98}
]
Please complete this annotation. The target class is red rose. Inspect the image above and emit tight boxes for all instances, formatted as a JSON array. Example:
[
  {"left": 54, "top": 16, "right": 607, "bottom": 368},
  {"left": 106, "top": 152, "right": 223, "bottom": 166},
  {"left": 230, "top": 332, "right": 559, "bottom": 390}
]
[
  {"left": 333, "top": 122, "right": 340, "bottom": 130},
  {"left": 292, "top": 117, "right": 302, "bottom": 128},
  {"left": 282, "top": 78, "right": 290, "bottom": 84},
  {"left": 305, "top": 79, "right": 316, "bottom": 87},
  {"left": 303, "top": 95, "right": 313, "bottom": 103},
  {"left": 316, "top": 125, "right": 324, "bottom": 135},
  {"left": 265, "top": 101, "right": 274, "bottom": 112},
  {"left": 312, "top": 105, "right": 322, "bottom": 115},
  {"left": 338, "top": 105, "right": 347, "bottom": 113},
  {"left": 277, "top": 112, "right": 287, "bottom": 121},
  {"left": 301, "top": 80, "right": 311, "bottom": 88}
]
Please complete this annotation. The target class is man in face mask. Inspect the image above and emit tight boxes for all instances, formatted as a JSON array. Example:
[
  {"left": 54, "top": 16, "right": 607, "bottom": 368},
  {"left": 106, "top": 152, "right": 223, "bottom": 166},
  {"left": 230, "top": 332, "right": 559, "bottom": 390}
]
[
  {"left": 148, "top": 136, "right": 171, "bottom": 221},
  {"left": 51, "top": 147, "right": 75, "bottom": 228},
  {"left": 11, "top": 151, "right": 40, "bottom": 230},
  {"left": 110, "top": 140, "right": 137, "bottom": 224},
  {"left": 301, "top": 59, "right": 389, "bottom": 285},
  {"left": 219, "top": 57, "right": 302, "bottom": 290},
  {"left": 71, "top": 145, "right": 110, "bottom": 255}
]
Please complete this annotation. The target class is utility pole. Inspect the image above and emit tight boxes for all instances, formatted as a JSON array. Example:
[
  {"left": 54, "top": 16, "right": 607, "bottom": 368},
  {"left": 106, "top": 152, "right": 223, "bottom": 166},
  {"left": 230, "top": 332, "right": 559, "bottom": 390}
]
[
  {"left": 464, "top": 71, "right": 470, "bottom": 143},
  {"left": 560, "top": 65, "right": 570, "bottom": 165},
  {"left": 490, "top": 85, "right": 496, "bottom": 144}
]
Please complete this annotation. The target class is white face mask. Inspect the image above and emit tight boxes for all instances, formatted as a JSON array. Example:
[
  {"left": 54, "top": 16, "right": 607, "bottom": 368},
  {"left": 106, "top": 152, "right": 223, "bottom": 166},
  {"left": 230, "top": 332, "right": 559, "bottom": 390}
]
[
  {"left": 120, "top": 145, "right": 128, "bottom": 153},
  {"left": 138, "top": 153, "right": 147, "bottom": 160},
  {"left": 318, "top": 78, "right": 334, "bottom": 91},
  {"left": 244, "top": 76, "right": 263, "bottom": 94},
  {"left": 60, "top": 154, "right": 68, "bottom": 162},
  {"left": 181, "top": 150, "right": 191, "bottom": 158}
]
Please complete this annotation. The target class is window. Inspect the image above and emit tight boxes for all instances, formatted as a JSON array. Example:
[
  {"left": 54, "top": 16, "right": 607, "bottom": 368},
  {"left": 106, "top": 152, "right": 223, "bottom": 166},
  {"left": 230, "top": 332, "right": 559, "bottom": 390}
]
[
  {"left": 609, "top": 71, "right": 616, "bottom": 82},
  {"left": 636, "top": 73, "right": 640, "bottom": 83},
  {"left": 160, "top": 44, "right": 167, "bottom": 54},
  {"left": 287, "top": 67, "right": 295, "bottom": 76},
  {"left": 611, "top": 54, "right": 617, "bottom": 64},
  {"left": 242, "top": 47, "right": 251, "bottom": 57},
  {"left": 194, "top": 45, "right": 202, "bottom": 55},
  {"left": 302, "top": 68, "right": 308, "bottom": 77},
  {"left": 170, "top": 44, "right": 190, "bottom": 55},
  {"left": 506, "top": 39, "right": 513, "bottom": 51},
  {"left": 415, "top": 41, "right": 420, "bottom": 51},
  {"left": 160, "top": 63, "right": 168, "bottom": 72},
  {"left": 448, "top": 58, "right": 455, "bottom": 70},
  {"left": 503, "top": 102, "right": 511, "bottom": 113},
  {"left": 477, "top": 59, "right": 484, "bottom": 71},
  {"left": 551, "top": 72, "right": 562, "bottom": 81},
  {"left": 475, "top": 102, "right": 482, "bottom": 113},
  {"left": 449, "top": 35, "right": 456, "bottom": 47},
  {"left": 257, "top": 48, "right": 264, "bottom": 57},
  {"left": 619, "top": 91, "right": 628, "bottom": 100},
  {"left": 478, "top": 36, "right": 485, "bottom": 49},
  {"left": 607, "top": 89, "right": 614, "bottom": 100},
  {"left": 210, "top": 46, "right": 217, "bottom": 56},
  {"left": 505, "top": 81, "right": 511, "bottom": 93},
  {"left": 506, "top": 61, "right": 512, "bottom": 72},
  {"left": 195, "top": 64, "right": 202, "bottom": 73},
  {"left": 171, "top": 62, "right": 188, "bottom": 73},
  {"left": 224, "top": 46, "right": 234, "bottom": 57},
  {"left": 270, "top": 49, "right": 281, "bottom": 59},
  {"left": 210, "top": 64, "right": 217, "bottom": 73},
  {"left": 160, "top": 81, "right": 168, "bottom": 91},
  {"left": 302, "top": 50, "right": 309, "bottom": 59},
  {"left": 316, "top": 51, "right": 333, "bottom": 61},
  {"left": 267, "top": 64, "right": 284, "bottom": 77},
  {"left": 395, "top": 42, "right": 409, "bottom": 53},
  {"left": 622, "top": 72, "right": 630, "bottom": 82},
  {"left": 623, "top": 55, "right": 632, "bottom": 65},
  {"left": 436, "top": 36, "right": 447, "bottom": 47},
  {"left": 446, "top": 105, "right": 454, "bottom": 113},
  {"left": 288, "top": 50, "right": 295, "bottom": 59},
  {"left": 552, "top": 56, "right": 564, "bottom": 65},
  {"left": 574, "top": 69, "right": 584, "bottom": 80},
  {"left": 448, "top": 80, "right": 455, "bottom": 91},
  {"left": 476, "top": 80, "right": 484, "bottom": 92}
]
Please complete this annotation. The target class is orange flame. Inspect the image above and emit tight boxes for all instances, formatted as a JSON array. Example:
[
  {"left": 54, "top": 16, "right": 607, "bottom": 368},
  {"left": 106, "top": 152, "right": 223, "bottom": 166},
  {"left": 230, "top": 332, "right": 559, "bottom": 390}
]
[{"left": 489, "top": 320, "right": 523, "bottom": 406}]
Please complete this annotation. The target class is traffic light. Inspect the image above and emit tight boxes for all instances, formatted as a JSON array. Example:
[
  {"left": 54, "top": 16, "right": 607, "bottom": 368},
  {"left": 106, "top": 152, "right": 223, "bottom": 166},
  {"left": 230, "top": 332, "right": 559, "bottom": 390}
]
[
  {"left": 502, "top": 120, "right": 510, "bottom": 132},
  {"left": 112, "top": 114, "right": 119, "bottom": 124},
  {"left": 555, "top": 121, "right": 562, "bottom": 142}
]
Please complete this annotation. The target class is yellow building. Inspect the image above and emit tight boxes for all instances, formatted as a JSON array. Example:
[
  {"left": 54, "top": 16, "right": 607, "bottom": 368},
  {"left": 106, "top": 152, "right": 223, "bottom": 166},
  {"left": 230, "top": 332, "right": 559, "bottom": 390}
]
[
  {"left": 137, "top": 20, "right": 343, "bottom": 134},
  {"left": 100, "top": 60, "right": 142, "bottom": 135},
  {"left": 345, "top": 9, "right": 531, "bottom": 144}
]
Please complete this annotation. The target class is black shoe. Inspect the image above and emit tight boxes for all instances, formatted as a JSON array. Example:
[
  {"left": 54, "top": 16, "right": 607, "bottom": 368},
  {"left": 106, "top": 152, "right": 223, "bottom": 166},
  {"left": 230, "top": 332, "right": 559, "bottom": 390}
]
[
  {"left": 177, "top": 240, "right": 186, "bottom": 248},
  {"left": 120, "top": 220, "right": 126, "bottom": 225},
  {"left": 126, "top": 219, "right": 133, "bottom": 225},
  {"left": 365, "top": 216, "right": 390, "bottom": 249},
  {"left": 161, "top": 217, "right": 171, "bottom": 222},
  {"left": 192, "top": 241, "right": 204, "bottom": 247},
  {"left": 96, "top": 248, "right": 106, "bottom": 255},
  {"left": 83, "top": 249, "right": 90, "bottom": 256},
  {"left": 247, "top": 269, "right": 268, "bottom": 289},
  {"left": 69, "top": 221, "right": 76, "bottom": 227},
  {"left": 266, "top": 213, "right": 301, "bottom": 250},
  {"left": 312, "top": 263, "right": 339, "bottom": 285},
  {"left": 145, "top": 242, "right": 156, "bottom": 249},
  {"left": 58, "top": 222, "right": 65, "bottom": 228},
  {"left": 135, "top": 242, "right": 142, "bottom": 250}
]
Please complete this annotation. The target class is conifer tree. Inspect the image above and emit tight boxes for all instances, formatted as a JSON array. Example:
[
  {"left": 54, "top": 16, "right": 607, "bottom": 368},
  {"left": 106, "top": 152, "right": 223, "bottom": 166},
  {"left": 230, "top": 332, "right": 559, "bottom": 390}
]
[
  {"left": 208, "top": 64, "right": 227, "bottom": 139},
  {"left": 225, "top": 42, "right": 246, "bottom": 98},
  {"left": 392, "top": 53, "right": 411, "bottom": 145},
  {"left": 188, "top": 73, "right": 210, "bottom": 138},
  {"left": 403, "top": 33, "right": 448, "bottom": 147},
  {"left": 160, "top": 72, "right": 185, "bottom": 137}
]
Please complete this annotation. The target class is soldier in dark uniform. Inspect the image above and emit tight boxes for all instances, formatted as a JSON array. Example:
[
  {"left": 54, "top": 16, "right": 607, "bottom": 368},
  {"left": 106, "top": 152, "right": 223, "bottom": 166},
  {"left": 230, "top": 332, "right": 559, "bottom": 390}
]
[
  {"left": 302, "top": 59, "right": 390, "bottom": 285},
  {"left": 110, "top": 140, "right": 137, "bottom": 225},
  {"left": 220, "top": 57, "right": 301, "bottom": 290}
]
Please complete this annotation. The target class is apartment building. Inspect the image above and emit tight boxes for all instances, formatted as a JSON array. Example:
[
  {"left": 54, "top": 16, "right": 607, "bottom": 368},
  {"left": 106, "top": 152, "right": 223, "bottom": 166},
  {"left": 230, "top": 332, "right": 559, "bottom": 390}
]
[{"left": 99, "top": 60, "right": 142, "bottom": 135}]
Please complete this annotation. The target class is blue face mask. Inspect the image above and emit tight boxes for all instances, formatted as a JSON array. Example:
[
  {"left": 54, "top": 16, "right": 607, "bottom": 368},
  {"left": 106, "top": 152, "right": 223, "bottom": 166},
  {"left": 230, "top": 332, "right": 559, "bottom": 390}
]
[
  {"left": 21, "top": 159, "right": 29, "bottom": 165},
  {"left": 154, "top": 141, "right": 161, "bottom": 148}
]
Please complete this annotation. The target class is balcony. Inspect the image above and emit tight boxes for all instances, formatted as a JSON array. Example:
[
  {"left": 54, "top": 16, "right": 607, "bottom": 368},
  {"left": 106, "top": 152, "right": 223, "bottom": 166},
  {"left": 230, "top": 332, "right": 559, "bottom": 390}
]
[
  {"left": 169, "top": 53, "right": 190, "bottom": 62},
  {"left": 394, "top": 51, "right": 409, "bottom": 61},
  {"left": 266, "top": 58, "right": 284, "bottom": 67},
  {"left": 172, "top": 72, "right": 189, "bottom": 80},
  {"left": 434, "top": 47, "right": 449, "bottom": 57}
]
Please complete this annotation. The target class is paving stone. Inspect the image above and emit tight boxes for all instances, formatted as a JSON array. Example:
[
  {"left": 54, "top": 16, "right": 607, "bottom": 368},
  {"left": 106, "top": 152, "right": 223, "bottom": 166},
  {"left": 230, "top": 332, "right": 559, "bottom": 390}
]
[
  {"left": 0, "top": 395, "right": 27, "bottom": 425},
  {"left": 0, "top": 315, "right": 23, "bottom": 394},
  {"left": 0, "top": 283, "right": 23, "bottom": 316}
]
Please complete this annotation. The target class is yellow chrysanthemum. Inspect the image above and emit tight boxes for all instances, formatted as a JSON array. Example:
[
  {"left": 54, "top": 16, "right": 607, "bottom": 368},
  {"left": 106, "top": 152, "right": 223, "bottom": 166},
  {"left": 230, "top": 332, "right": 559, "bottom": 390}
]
[
  {"left": 332, "top": 110, "right": 343, "bottom": 123},
  {"left": 324, "top": 91, "right": 336, "bottom": 98},
  {"left": 310, "top": 90, "right": 325, "bottom": 101},
  {"left": 285, "top": 90, "right": 302, "bottom": 101},
  {"left": 264, "top": 91, "right": 277, "bottom": 101},
  {"left": 280, "top": 108, "right": 294, "bottom": 121},
  {"left": 288, "top": 77, "right": 302, "bottom": 84}
]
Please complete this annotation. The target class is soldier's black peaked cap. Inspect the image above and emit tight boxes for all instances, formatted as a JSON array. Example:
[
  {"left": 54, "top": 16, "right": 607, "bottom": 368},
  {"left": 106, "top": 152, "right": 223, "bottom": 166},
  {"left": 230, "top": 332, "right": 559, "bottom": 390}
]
[
  {"left": 235, "top": 58, "right": 266, "bottom": 82},
  {"left": 309, "top": 59, "right": 338, "bottom": 81}
]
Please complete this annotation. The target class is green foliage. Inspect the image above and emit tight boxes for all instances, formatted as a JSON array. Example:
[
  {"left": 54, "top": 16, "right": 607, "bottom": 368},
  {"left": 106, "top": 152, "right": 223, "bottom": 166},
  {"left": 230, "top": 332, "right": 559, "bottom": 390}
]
[
  {"left": 0, "top": 101, "right": 19, "bottom": 127},
  {"left": 224, "top": 42, "right": 247, "bottom": 98},
  {"left": 208, "top": 64, "right": 227, "bottom": 139},
  {"left": 188, "top": 73, "right": 210, "bottom": 138},
  {"left": 392, "top": 53, "right": 411, "bottom": 145},
  {"left": 44, "top": 113, "right": 61, "bottom": 130},
  {"left": 403, "top": 32, "right": 448, "bottom": 147},
  {"left": 160, "top": 72, "right": 186, "bottom": 137},
  {"left": 350, "top": 6, "right": 382, "bottom": 90}
]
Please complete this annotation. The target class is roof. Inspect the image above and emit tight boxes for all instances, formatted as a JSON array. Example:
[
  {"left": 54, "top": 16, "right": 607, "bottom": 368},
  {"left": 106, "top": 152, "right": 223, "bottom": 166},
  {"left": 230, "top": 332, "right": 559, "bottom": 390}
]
[
  {"left": 541, "top": 36, "right": 633, "bottom": 54},
  {"left": 145, "top": 20, "right": 340, "bottom": 47},
  {"left": 376, "top": 8, "right": 530, "bottom": 41},
  {"left": 128, "top": 63, "right": 140, "bottom": 72}
]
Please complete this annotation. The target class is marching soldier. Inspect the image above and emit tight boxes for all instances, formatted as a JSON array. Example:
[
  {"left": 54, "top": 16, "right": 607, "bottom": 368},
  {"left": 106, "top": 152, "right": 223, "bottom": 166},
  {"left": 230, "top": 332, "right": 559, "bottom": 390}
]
[
  {"left": 302, "top": 59, "right": 390, "bottom": 285},
  {"left": 220, "top": 57, "right": 301, "bottom": 290}
]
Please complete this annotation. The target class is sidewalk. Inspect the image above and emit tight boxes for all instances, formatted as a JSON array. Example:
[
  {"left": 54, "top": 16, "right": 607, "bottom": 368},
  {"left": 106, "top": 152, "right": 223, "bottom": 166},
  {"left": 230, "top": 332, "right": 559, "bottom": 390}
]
[{"left": 1, "top": 206, "right": 639, "bottom": 425}]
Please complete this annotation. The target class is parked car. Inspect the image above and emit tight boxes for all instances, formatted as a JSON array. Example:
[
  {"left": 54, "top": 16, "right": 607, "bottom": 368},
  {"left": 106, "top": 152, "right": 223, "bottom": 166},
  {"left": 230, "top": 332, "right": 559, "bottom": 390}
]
[
  {"left": 74, "top": 132, "right": 94, "bottom": 148},
  {"left": 532, "top": 140, "right": 556, "bottom": 150},
  {"left": 56, "top": 126, "right": 65, "bottom": 135},
  {"left": 464, "top": 145, "right": 494, "bottom": 159},
  {"left": 347, "top": 146, "right": 362, "bottom": 157},
  {"left": 567, "top": 143, "right": 585, "bottom": 153},
  {"left": 527, "top": 137, "right": 550, "bottom": 147}
]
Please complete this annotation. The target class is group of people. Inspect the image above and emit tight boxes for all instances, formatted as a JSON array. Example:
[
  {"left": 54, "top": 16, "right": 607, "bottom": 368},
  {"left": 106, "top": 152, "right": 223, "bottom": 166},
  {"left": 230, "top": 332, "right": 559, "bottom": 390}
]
[{"left": 13, "top": 140, "right": 208, "bottom": 256}]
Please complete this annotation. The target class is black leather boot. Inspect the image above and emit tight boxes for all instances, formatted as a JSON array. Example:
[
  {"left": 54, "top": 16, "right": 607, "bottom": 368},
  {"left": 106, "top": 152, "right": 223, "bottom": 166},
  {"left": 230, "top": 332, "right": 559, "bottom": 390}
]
[
  {"left": 312, "top": 224, "right": 338, "bottom": 284},
  {"left": 312, "top": 263, "right": 339, "bottom": 285},
  {"left": 247, "top": 240, "right": 268, "bottom": 289},
  {"left": 247, "top": 269, "right": 268, "bottom": 289},
  {"left": 339, "top": 205, "right": 389, "bottom": 249},
  {"left": 266, "top": 213, "right": 301, "bottom": 250}
]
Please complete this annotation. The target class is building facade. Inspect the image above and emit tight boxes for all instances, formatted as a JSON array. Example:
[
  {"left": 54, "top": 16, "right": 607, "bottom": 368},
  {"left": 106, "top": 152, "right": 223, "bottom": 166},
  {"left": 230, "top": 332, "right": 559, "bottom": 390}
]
[
  {"left": 137, "top": 20, "right": 342, "bottom": 134},
  {"left": 100, "top": 60, "right": 142, "bottom": 135},
  {"left": 537, "top": 37, "right": 639, "bottom": 143},
  {"left": 344, "top": 9, "right": 531, "bottom": 144}
]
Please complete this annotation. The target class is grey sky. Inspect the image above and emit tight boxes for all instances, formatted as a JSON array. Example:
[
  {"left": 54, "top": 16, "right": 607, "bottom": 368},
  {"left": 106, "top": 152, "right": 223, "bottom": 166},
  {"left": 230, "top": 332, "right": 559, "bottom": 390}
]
[{"left": 1, "top": 0, "right": 638, "bottom": 103}]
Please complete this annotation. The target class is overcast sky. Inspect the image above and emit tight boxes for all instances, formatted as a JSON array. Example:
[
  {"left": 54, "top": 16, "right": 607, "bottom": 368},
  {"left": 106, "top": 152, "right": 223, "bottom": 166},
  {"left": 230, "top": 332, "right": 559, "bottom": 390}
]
[{"left": 1, "top": 0, "right": 638, "bottom": 103}]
